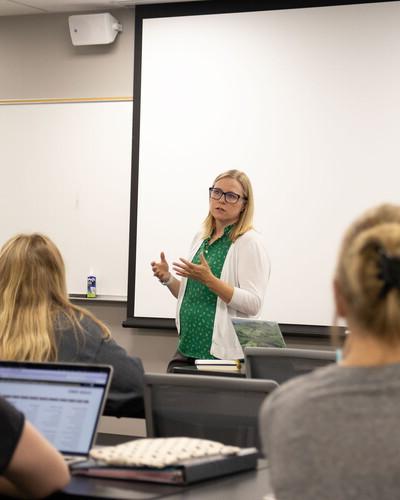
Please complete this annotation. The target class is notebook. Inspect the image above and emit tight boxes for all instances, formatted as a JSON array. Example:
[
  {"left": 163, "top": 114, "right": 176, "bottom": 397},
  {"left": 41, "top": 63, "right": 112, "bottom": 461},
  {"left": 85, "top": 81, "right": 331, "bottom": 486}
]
[
  {"left": 232, "top": 318, "right": 286, "bottom": 349},
  {"left": 0, "top": 360, "right": 112, "bottom": 463}
]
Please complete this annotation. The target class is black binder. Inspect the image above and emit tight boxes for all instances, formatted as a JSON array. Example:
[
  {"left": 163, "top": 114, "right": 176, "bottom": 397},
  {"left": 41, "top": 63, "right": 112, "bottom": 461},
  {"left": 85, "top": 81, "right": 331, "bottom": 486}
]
[{"left": 71, "top": 447, "right": 258, "bottom": 485}]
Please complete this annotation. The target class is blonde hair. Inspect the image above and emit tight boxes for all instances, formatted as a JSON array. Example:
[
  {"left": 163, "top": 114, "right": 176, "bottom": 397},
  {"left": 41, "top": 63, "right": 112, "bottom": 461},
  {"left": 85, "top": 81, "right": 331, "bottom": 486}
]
[
  {"left": 203, "top": 169, "right": 254, "bottom": 241},
  {"left": 335, "top": 204, "right": 400, "bottom": 344},
  {"left": 0, "top": 233, "right": 110, "bottom": 361}
]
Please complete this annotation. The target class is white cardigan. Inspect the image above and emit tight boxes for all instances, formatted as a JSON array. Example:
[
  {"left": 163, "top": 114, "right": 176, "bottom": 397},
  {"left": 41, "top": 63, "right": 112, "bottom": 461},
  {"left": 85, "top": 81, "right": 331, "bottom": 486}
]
[{"left": 175, "top": 229, "right": 270, "bottom": 360}]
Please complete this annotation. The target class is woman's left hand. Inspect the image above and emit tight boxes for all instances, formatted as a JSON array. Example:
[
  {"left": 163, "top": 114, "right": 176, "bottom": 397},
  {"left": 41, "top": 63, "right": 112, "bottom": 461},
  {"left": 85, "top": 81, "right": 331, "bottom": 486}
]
[
  {"left": 172, "top": 253, "right": 213, "bottom": 285},
  {"left": 174, "top": 253, "right": 234, "bottom": 303}
]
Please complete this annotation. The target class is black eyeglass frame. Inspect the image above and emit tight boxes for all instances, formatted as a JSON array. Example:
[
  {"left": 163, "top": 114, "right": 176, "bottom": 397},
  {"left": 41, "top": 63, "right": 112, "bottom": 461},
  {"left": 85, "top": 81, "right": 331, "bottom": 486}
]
[{"left": 208, "top": 187, "right": 248, "bottom": 204}]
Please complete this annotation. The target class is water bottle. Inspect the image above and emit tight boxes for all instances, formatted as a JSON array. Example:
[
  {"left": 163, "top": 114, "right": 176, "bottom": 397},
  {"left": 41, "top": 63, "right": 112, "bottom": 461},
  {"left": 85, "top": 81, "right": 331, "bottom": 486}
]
[{"left": 87, "top": 274, "right": 96, "bottom": 298}]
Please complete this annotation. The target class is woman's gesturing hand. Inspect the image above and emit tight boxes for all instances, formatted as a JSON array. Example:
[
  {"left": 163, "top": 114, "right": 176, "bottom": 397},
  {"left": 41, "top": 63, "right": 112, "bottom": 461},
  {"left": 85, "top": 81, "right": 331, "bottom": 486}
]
[
  {"left": 151, "top": 252, "right": 170, "bottom": 282},
  {"left": 172, "top": 253, "right": 212, "bottom": 285}
]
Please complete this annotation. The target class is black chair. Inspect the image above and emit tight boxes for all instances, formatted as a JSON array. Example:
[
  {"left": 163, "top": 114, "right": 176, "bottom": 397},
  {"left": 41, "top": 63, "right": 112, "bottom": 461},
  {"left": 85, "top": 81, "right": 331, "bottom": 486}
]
[
  {"left": 144, "top": 373, "right": 278, "bottom": 450},
  {"left": 244, "top": 347, "right": 336, "bottom": 383}
]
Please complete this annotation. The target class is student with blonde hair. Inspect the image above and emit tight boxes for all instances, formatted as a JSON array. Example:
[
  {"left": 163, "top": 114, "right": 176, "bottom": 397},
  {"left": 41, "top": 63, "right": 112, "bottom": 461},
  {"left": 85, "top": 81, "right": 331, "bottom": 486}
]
[
  {"left": 151, "top": 170, "right": 270, "bottom": 370},
  {"left": 0, "top": 233, "right": 144, "bottom": 417},
  {"left": 0, "top": 395, "right": 70, "bottom": 498},
  {"left": 260, "top": 203, "right": 400, "bottom": 500}
]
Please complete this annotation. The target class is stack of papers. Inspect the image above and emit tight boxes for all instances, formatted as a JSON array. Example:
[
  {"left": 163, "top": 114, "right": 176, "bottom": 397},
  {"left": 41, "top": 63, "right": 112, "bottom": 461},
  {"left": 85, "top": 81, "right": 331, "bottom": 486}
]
[{"left": 195, "top": 359, "right": 241, "bottom": 371}]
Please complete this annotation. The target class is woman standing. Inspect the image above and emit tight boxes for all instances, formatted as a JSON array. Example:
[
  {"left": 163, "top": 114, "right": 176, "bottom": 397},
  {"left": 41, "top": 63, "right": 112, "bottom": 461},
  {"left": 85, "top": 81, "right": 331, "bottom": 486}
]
[
  {"left": 0, "top": 233, "right": 144, "bottom": 418},
  {"left": 260, "top": 203, "right": 400, "bottom": 500},
  {"left": 151, "top": 169, "right": 270, "bottom": 370}
]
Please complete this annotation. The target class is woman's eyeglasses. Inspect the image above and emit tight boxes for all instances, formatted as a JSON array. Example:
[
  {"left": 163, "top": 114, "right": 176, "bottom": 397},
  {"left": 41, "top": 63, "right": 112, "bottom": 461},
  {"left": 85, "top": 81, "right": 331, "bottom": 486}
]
[{"left": 209, "top": 187, "right": 247, "bottom": 204}]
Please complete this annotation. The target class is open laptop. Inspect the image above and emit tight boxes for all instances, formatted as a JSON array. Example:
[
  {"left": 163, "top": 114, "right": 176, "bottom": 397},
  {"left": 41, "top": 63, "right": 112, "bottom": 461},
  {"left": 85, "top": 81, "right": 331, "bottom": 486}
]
[
  {"left": 0, "top": 361, "right": 112, "bottom": 464},
  {"left": 232, "top": 318, "right": 286, "bottom": 349}
]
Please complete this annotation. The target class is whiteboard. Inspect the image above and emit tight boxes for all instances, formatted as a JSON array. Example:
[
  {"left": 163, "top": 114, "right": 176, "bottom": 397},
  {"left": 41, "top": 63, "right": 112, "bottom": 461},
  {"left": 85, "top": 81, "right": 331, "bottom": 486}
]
[
  {"left": 0, "top": 101, "right": 133, "bottom": 296},
  {"left": 129, "top": 1, "right": 400, "bottom": 327}
]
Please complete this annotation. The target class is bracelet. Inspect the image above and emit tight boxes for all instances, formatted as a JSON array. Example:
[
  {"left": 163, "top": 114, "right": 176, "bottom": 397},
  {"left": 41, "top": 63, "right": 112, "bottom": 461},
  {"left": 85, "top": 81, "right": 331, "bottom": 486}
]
[{"left": 161, "top": 274, "right": 174, "bottom": 286}]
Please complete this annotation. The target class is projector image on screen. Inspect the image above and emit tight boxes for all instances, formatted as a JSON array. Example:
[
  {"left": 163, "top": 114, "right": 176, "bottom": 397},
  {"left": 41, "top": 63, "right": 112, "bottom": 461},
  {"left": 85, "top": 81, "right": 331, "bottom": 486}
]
[{"left": 68, "top": 13, "right": 122, "bottom": 46}]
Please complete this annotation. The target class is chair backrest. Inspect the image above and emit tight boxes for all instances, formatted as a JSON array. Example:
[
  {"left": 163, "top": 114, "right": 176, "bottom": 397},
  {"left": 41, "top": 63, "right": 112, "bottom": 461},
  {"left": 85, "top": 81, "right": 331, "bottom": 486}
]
[
  {"left": 144, "top": 373, "right": 278, "bottom": 450},
  {"left": 245, "top": 347, "right": 336, "bottom": 383}
]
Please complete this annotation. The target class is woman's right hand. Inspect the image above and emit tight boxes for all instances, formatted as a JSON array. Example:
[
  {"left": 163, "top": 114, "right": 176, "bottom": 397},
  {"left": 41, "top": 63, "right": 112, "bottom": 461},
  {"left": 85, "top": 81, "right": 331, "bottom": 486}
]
[{"left": 151, "top": 252, "right": 170, "bottom": 283}]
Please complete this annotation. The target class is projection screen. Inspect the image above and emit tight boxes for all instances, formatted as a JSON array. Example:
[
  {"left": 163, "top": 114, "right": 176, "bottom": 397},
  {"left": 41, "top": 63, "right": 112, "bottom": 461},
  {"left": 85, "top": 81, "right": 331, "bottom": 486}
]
[{"left": 125, "top": 0, "right": 400, "bottom": 332}]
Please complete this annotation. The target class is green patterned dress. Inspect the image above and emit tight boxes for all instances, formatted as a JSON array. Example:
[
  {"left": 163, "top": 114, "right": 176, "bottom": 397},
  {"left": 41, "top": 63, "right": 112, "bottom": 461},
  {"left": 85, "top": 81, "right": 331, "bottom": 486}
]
[{"left": 178, "top": 225, "right": 233, "bottom": 359}]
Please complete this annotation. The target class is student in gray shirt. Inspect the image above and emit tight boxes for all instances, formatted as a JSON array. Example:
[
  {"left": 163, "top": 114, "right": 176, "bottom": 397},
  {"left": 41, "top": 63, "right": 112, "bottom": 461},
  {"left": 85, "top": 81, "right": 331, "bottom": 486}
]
[
  {"left": 260, "top": 203, "right": 400, "bottom": 500},
  {"left": 0, "top": 233, "right": 144, "bottom": 418}
]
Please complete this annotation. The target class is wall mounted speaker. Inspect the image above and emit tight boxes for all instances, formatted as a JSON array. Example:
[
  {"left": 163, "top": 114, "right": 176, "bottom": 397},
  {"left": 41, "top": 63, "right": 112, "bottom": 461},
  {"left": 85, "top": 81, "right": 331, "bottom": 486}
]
[{"left": 68, "top": 13, "right": 122, "bottom": 46}]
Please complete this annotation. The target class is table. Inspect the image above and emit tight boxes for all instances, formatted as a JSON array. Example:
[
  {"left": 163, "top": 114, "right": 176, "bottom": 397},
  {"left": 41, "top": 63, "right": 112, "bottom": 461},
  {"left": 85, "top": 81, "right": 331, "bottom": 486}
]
[{"left": 52, "top": 434, "right": 273, "bottom": 499}]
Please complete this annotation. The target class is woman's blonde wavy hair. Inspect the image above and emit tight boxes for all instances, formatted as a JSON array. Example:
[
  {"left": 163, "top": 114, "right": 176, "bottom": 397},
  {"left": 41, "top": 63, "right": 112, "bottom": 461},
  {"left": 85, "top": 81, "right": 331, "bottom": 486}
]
[
  {"left": 0, "top": 233, "right": 110, "bottom": 361},
  {"left": 203, "top": 169, "right": 254, "bottom": 242},
  {"left": 335, "top": 204, "right": 400, "bottom": 344}
]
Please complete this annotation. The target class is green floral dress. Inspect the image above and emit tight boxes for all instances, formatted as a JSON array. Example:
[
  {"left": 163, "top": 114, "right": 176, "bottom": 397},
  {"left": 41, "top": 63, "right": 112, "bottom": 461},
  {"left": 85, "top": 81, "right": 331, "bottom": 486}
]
[{"left": 178, "top": 225, "right": 233, "bottom": 359}]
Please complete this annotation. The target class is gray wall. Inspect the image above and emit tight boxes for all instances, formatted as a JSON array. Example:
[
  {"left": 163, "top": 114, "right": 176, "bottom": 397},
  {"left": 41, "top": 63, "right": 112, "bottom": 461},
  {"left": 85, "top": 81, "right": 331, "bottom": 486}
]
[
  {"left": 1, "top": 9, "right": 331, "bottom": 435},
  {"left": 0, "top": 10, "right": 134, "bottom": 99}
]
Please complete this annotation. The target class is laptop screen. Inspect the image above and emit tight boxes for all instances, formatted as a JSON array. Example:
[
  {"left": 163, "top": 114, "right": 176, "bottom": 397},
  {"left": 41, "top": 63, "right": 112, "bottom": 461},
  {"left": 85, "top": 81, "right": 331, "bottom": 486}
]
[
  {"left": 0, "top": 361, "right": 112, "bottom": 456},
  {"left": 232, "top": 318, "right": 286, "bottom": 350}
]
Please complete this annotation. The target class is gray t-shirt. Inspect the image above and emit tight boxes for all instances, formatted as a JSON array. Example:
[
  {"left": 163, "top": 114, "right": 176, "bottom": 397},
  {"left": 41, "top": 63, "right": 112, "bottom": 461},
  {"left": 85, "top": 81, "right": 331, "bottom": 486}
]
[
  {"left": 259, "top": 362, "right": 400, "bottom": 500},
  {"left": 56, "top": 314, "right": 144, "bottom": 418}
]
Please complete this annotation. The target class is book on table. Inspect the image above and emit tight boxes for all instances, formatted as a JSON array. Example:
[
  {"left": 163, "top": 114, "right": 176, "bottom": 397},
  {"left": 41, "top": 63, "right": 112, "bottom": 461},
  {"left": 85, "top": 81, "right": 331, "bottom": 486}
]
[{"left": 194, "top": 359, "right": 241, "bottom": 371}]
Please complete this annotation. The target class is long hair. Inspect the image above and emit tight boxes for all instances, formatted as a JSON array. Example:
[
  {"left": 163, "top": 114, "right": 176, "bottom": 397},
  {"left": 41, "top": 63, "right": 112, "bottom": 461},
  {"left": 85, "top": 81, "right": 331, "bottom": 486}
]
[
  {"left": 0, "top": 233, "right": 110, "bottom": 361},
  {"left": 203, "top": 169, "right": 254, "bottom": 242},
  {"left": 334, "top": 204, "right": 400, "bottom": 344}
]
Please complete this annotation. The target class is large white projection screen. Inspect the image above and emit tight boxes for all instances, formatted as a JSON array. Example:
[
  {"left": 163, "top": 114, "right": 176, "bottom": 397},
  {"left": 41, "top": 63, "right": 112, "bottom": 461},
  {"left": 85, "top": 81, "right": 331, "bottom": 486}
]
[{"left": 133, "top": 1, "right": 400, "bottom": 327}]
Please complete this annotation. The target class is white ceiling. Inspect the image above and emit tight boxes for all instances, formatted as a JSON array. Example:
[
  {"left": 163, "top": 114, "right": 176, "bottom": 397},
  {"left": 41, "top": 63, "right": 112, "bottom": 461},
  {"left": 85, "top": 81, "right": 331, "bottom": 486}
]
[{"left": 0, "top": 0, "right": 199, "bottom": 16}]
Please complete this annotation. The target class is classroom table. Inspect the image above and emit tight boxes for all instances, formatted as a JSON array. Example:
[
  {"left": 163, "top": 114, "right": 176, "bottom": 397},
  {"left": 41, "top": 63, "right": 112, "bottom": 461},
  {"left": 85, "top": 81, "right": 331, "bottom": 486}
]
[{"left": 51, "top": 434, "right": 273, "bottom": 499}]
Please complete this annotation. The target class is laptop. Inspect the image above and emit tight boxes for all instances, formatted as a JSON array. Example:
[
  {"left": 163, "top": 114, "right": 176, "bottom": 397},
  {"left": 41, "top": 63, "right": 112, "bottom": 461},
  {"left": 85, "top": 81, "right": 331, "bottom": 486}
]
[
  {"left": 232, "top": 318, "right": 286, "bottom": 349},
  {"left": 0, "top": 361, "right": 112, "bottom": 464}
]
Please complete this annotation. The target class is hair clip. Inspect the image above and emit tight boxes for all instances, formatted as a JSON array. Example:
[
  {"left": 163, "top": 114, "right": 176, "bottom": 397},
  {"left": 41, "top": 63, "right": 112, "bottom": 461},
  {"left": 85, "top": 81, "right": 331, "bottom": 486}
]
[{"left": 377, "top": 250, "right": 400, "bottom": 298}]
